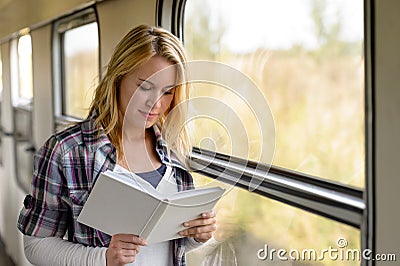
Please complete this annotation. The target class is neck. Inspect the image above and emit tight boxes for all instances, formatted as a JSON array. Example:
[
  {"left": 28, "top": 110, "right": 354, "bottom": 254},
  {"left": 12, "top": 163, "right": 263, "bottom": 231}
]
[
  {"left": 118, "top": 111, "right": 150, "bottom": 142},
  {"left": 121, "top": 127, "right": 147, "bottom": 143}
]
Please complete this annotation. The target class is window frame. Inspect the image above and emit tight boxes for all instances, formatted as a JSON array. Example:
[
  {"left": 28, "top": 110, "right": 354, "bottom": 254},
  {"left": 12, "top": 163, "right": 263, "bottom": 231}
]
[
  {"left": 0, "top": 48, "right": 3, "bottom": 166},
  {"left": 52, "top": 8, "right": 100, "bottom": 130},
  {"left": 9, "top": 34, "right": 35, "bottom": 193},
  {"left": 157, "top": 0, "right": 374, "bottom": 263}
]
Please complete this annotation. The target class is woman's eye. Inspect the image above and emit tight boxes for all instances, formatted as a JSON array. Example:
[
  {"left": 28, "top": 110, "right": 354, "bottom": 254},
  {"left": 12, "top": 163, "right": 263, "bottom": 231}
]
[
  {"left": 138, "top": 84, "right": 151, "bottom": 91},
  {"left": 163, "top": 88, "right": 175, "bottom": 95}
]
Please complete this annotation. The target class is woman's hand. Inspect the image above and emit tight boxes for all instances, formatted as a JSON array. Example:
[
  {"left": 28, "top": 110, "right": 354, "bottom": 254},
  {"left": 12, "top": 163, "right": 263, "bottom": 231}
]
[
  {"left": 106, "top": 234, "right": 147, "bottom": 266},
  {"left": 179, "top": 210, "right": 217, "bottom": 243}
]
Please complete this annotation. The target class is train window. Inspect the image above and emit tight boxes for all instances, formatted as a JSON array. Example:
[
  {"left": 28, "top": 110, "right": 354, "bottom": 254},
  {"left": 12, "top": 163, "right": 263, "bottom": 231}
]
[
  {"left": 0, "top": 48, "right": 2, "bottom": 98},
  {"left": 187, "top": 177, "right": 361, "bottom": 265},
  {"left": 54, "top": 10, "right": 99, "bottom": 121},
  {"left": 8, "top": 34, "right": 34, "bottom": 192},
  {"left": 0, "top": 49, "right": 2, "bottom": 165},
  {"left": 183, "top": 0, "right": 365, "bottom": 188},
  {"left": 16, "top": 34, "right": 33, "bottom": 105}
]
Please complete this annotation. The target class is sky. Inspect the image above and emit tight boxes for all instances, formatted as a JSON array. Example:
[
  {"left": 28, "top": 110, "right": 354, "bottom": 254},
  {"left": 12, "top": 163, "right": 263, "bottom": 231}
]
[
  {"left": 64, "top": 22, "right": 98, "bottom": 56},
  {"left": 186, "top": 0, "right": 364, "bottom": 52}
]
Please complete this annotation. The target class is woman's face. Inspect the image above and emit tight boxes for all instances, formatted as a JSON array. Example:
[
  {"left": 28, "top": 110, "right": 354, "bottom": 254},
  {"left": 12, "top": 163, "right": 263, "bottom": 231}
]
[{"left": 119, "top": 56, "right": 176, "bottom": 130}]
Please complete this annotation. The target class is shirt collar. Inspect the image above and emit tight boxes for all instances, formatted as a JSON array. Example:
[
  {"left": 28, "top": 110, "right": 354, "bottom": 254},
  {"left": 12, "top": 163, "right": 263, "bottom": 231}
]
[{"left": 80, "top": 115, "right": 112, "bottom": 149}]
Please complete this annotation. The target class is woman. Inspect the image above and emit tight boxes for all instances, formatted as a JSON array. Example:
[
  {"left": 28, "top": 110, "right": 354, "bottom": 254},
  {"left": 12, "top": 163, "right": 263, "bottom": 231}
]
[{"left": 17, "top": 24, "right": 216, "bottom": 266}]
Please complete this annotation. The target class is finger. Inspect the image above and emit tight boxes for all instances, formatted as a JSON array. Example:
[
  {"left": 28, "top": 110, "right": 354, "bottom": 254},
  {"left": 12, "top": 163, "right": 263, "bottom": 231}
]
[
  {"left": 112, "top": 234, "right": 147, "bottom": 245},
  {"left": 202, "top": 210, "right": 216, "bottom": 218},
  {"left": 179, "top": 224, "right": 217, "bottom": 237},
  {"left": 192, "top": 232, "right": 213, "bottom": 242},
  {"left": 182, "top": 211, "right": 216, "bottom": 226},
  {"left": 118, "top": 249, "right": 138, "bottom": 257},
  {"left": 109, "top": 241, "right": 140, "bottom": 251},
  {"left": 183, "top": 217, "right": 216, "bottom": 228},
  {"left": 116, "top": 254, "right": 137, "bottom": 265}
]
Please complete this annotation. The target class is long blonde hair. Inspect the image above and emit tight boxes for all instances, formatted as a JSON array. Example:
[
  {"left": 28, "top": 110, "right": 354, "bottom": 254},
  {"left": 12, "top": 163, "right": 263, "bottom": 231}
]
[{"left": 88, "top": 24, "right": 190, "bottom": 165}]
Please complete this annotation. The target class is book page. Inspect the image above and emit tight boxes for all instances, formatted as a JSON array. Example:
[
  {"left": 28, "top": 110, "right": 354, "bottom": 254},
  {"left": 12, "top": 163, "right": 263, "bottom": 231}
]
[{"left": 146, "top": 188, "right": 225, "bottom": 244}]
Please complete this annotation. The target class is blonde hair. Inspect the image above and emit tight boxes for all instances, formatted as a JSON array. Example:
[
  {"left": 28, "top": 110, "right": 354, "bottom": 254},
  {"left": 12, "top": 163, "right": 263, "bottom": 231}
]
[{"left": 88, "top": 24, "right": 190, "bottom": 165}]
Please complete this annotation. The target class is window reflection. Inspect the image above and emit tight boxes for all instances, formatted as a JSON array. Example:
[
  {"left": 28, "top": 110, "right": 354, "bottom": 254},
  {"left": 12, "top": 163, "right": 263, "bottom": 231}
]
[{"left": 62, "top": 22, "right": 99, "bottom": 118}]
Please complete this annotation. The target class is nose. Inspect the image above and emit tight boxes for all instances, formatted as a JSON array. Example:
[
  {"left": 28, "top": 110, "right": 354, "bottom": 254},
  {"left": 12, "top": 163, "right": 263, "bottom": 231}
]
[{"left": 146, "top": 93, "right": 162, "bottom": 110}]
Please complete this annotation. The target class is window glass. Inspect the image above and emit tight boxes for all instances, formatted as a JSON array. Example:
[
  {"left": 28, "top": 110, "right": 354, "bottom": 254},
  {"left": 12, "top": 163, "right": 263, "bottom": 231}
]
[
  {"left": 187, "top": 175, "right": 361, "bottom": 265},
  {"left": 62, "top": 22, "right": 98, "bottom": 118},
  {"left": 0, "top": 49, "right": 2, "bottom": 164},
  {"left": 17, "top": 34, "right": 33, "bottom": 101},
  {"left": 0, "top": 48, "right": 3, "bottom": 97},
  {"left": 184, "top": 0, "right": 365, "bottom": 187}
]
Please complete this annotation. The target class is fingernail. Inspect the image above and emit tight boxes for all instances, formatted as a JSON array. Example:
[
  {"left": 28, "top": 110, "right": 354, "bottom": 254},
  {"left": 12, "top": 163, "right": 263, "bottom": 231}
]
[
  {"left": 202, "top": 213, "right": 207, "bottom": 217},
  {"left": 183, "top": 222, "right": 189, "bottom": 227},
  {"left": 178, "top": 231, "right": 184, "bottom": 236}
]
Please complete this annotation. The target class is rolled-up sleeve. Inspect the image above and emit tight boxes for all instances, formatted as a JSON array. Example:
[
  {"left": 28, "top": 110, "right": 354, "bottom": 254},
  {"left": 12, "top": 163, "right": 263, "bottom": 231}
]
[{"left": 17, "top": 135, "right": 69, "bottom": 238}]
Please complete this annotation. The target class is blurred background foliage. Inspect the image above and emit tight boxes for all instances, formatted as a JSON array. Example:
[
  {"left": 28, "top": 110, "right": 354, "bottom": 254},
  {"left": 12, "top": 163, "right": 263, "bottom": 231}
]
[{"left": 184, "top": 0, "right": 364, "bottom": 265}]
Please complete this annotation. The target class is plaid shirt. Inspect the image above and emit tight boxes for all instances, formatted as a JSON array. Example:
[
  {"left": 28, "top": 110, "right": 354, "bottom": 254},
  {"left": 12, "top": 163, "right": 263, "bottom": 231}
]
[{"left": 17, "top": 116, "right": 194, "bottom": 266}]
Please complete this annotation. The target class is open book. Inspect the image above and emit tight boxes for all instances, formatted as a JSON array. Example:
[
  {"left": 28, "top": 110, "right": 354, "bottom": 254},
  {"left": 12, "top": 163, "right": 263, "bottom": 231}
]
[{"left": 77, "top": 170, "right": 225, "bottom": 244}]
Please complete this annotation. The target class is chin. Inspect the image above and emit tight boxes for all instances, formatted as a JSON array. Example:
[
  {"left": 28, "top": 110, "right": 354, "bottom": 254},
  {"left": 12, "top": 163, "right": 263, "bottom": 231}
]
[{"left": 145, "top": 121, "right": 156, "bottom": 129}]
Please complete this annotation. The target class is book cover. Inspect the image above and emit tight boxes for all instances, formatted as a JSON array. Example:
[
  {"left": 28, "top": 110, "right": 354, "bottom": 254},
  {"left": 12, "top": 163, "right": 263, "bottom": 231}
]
[{"left": 77, "top": 170, "right": 225, "bottom": 244}]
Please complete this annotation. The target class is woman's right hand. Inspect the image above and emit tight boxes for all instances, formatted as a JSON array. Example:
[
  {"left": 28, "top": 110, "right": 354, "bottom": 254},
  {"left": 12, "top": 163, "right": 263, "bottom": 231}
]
[{"left": 106, "top": 234, "right": 147, "bottom": 266}]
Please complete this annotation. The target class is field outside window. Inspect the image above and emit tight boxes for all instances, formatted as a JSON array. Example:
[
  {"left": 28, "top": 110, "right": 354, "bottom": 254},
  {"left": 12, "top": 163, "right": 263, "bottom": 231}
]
[{"left": 184, "top": 0, "right": 364, "bottom": 265}]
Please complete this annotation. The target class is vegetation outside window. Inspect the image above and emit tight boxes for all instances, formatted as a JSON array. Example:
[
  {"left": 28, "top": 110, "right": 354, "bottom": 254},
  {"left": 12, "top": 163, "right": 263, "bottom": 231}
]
[
  {"left": 184, "top": 0, "right": 364, "bottom": 265},
  {"left": 0, "top": 49, "right": 3, "bottom": 97},
  {"left": 187, "top": 182, "right": 360, "bottom": 265},
  {"left": 60, "top": 21, "right": 99, "bottom": 119},
  {"left": 184, "top": 0, "right": 365, "bottom": 188}
]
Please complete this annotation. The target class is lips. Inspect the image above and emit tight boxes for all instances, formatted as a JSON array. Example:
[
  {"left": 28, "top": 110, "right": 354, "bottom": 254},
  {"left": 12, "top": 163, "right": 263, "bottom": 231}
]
[{"left": 139, "top": 110, "right": 158, "bottom": 119}]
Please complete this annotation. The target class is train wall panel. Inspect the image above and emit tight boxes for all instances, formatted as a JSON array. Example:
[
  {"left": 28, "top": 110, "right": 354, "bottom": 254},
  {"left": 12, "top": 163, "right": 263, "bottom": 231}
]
[
  {"left": 0, "top": 0, "right": 91, "bottom": 40},
  {"left": 97, "top": 0, "right": 157, "bottom": 72},
  {"left": 31, "top": 24, "right": 53, "bottom": 149},
  {"left": 375, "top": 0, "right": 400, "bottom": 264}
]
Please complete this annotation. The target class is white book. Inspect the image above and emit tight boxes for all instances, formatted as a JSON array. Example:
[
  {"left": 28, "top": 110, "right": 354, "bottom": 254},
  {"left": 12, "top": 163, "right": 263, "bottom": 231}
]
[{"left": 77, "top": 170, "right": 225, "bottom": 244}]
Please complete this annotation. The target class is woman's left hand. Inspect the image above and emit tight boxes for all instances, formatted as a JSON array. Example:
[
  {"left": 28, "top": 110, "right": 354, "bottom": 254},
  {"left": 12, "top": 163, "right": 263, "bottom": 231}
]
[{"left": 179, "top": 210, "right": 217, "bottom": 243}]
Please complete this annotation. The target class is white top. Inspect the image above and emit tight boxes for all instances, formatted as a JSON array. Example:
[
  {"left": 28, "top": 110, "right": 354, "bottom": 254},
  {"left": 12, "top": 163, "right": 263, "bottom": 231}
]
[{"left": 114, "top": 163, "right": 176, "bottom": 266}]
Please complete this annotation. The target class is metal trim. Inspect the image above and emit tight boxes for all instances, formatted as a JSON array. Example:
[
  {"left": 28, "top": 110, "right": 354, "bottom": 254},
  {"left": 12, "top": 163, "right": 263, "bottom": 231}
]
[{"left": 189, "top": 147, "right": 365, "bottom": 228}]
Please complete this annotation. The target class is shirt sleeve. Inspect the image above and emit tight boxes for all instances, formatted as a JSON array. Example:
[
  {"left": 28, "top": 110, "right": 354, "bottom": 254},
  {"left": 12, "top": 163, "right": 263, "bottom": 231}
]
[
  {"left": 23, "top": 235, "right": 107, "bottom": 266},
  {"left": 17, "top": 135, "right": 70, "bottom": 238},
  {"left": 185, "top": 237, "right": 205, "bottom": 252}
]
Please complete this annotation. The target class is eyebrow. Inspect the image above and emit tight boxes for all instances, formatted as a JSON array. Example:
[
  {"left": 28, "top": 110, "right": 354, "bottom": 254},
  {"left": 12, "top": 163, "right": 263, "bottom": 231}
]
[{"left": 138, "top": 78, "right": 176, "bottom": 90}]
